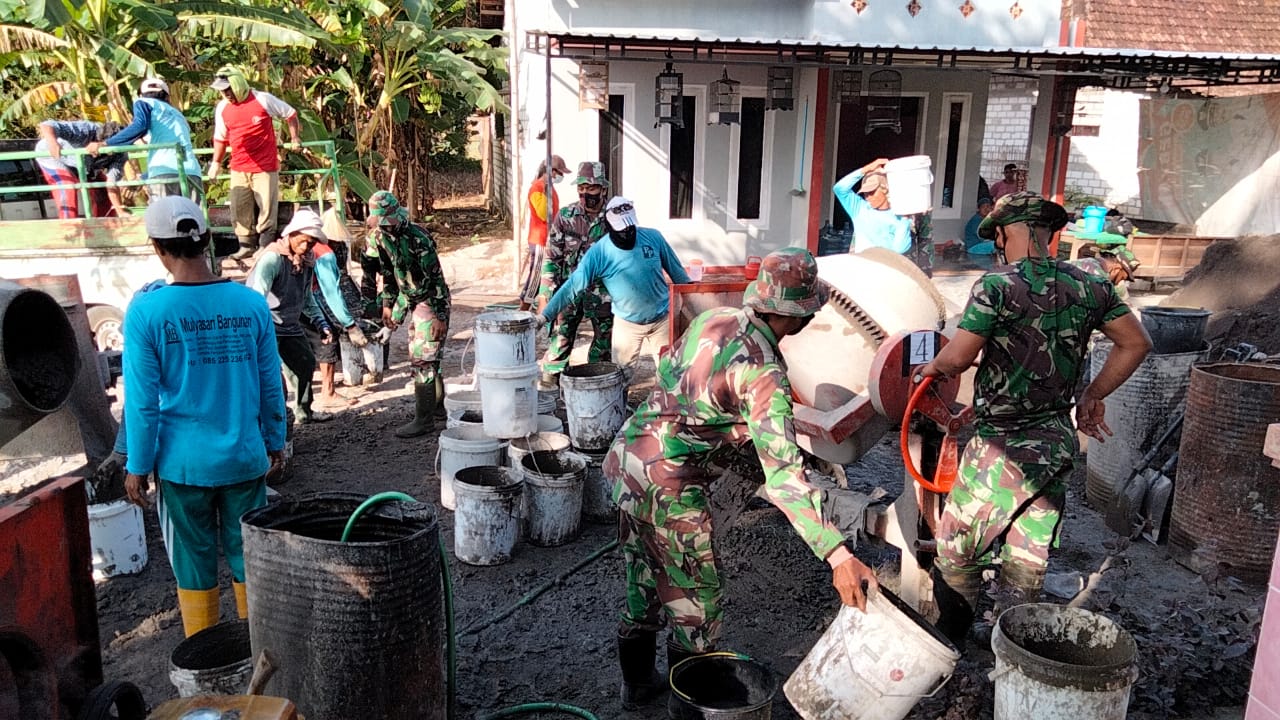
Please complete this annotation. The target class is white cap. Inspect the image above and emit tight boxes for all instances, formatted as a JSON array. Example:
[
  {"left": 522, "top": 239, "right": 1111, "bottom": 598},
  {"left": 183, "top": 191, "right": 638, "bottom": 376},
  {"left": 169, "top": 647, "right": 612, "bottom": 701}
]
[
  {"left": 145, "top": 196, "right": 207, "bottom": 241},
  {"left": 280, "top": 208, "right": 327, "bottom": 242},
  {"left": 140, "top": 77, "right": 169, "bottom": 95},
  {"left": 604, "top": 196, "right": 637, "bottom": 231}
]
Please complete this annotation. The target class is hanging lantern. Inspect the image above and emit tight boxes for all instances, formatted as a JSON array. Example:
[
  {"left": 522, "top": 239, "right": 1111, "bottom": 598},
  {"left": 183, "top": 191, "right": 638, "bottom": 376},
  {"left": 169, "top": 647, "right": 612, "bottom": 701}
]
[
  {"left": 655, "top": 61, "right": 684, "bottom": 128},
  {"left": 834, "top": 68, "right": 862, "bottom": 104},
  {"left": 709, "top": 68, "right": 741, "bottom": 125},
  {"left": 767, "top": 66, "right": 795, "bottom": 111},
  {"left": 578, "top": 60, "right": 609, "bottom": 111}
]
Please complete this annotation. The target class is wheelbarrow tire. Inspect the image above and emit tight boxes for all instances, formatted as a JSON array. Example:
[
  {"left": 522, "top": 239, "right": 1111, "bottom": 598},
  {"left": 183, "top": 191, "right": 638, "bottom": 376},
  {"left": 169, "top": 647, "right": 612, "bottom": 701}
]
[{"left": 77, "top": 680, "right": 147, "bottom": 720}]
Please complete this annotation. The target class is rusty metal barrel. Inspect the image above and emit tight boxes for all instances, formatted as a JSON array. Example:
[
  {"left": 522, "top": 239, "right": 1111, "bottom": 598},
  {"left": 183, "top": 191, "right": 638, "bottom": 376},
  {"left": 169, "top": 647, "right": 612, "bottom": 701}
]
[
  {"left": 1085, "top": 341, "right": 1204, "bottom": 511},
  {"left": 1169, "top": 363, "right": 1280, "bottom": 583},
  {"left": 0, "top": 280, "right": 79, "bottom": 447},
  {"left": 241, "top": 493, "right": 446, "bottom": 720}
]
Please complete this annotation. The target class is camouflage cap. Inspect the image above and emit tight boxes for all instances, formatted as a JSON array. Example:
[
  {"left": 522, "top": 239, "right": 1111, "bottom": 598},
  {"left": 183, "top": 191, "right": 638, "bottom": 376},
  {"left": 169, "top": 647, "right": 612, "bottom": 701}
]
[
  {"left": 743, "top": 247, "right": 829, "bottom": 318},
  {"left": 1102, "top": 246, "right": 1140, "bottom": 279},
  {"left": 977, "top": 191, "right": 1069, "bottom": 240},
  {"left": 573, "top": 161, "right": 610, "bottom": 188},
  {"left": 368, "top": 190, "right": 408, "bottom": 226}
]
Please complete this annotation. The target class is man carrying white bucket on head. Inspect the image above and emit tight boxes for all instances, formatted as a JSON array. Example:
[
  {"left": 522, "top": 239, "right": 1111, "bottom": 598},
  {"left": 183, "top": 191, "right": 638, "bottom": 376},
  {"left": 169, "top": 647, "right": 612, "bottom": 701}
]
[
  {"left": 534, "top": 196, "right": 692, "bottom": 381},
  {"left": 834, "top": 157, "right": 935, "bottom": 277}
]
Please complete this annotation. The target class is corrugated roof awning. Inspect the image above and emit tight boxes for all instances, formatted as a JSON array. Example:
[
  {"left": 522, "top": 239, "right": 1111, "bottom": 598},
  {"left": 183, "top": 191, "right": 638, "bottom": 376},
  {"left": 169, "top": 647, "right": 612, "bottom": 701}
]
[{"left": 526, "top": 31, "right": 1280, "bottom": 89}]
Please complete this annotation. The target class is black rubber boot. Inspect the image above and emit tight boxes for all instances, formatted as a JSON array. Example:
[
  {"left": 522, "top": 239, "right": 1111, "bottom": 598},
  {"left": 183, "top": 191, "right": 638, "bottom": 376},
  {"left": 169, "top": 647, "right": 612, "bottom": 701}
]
[
  {"left": 395, "top": 381, "right": 436, "bottom": 438},
  {"left": 229, "top": 234, "right": 258, "bottom": 260},
  {"left": 666, "top": 639, "right": 708, "bottom": 720},
  {"left": 618, "top": 628, "right": 662, "bottom": 711},
  {"left": 932, "top": 567, "right": 981, "bottom": 649},
  {"left": 433, "top": 373, "right": 447, "bottom": 420}
]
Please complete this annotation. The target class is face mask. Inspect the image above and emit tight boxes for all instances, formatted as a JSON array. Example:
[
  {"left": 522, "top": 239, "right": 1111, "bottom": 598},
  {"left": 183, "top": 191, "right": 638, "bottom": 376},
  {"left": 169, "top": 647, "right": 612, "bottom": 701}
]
[
  {"left": 580, "top": 192, "right": 604, "bottom": 211},
  {"left": 609, "top": 225, "right": 637, "bottom": 250}
]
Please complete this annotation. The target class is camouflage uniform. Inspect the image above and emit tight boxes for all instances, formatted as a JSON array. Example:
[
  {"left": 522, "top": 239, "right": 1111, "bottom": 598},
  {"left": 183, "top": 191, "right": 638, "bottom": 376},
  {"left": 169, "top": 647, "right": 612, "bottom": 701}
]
[
  {"left": 936, "top": 194, "right": 1130, "bottom": 584},
  {"left": 604, "top": 249, "right": 846, "bottom": 653},
  {"left": 907, "top": 212, "right": 934, "bottom": 277},
  {"left": 364, "top": 192, "right": 451, "bottom": 384},
  {"left": 540, "top": 199, "right": 613, "bottom": 375},
  {"left": 1071, "top": 251, "right": 1135, "bottom": 302}
]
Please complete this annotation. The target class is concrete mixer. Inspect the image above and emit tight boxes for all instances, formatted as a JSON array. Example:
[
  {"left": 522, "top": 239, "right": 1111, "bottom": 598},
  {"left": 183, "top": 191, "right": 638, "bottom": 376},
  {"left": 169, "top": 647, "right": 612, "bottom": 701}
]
[{"left": 670, "top": 249, "right": 972, "bottom": 611}]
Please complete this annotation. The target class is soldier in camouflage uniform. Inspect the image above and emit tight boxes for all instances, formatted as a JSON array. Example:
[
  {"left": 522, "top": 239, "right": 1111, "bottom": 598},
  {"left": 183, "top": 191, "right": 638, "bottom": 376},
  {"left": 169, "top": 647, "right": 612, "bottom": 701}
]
[
  {"left": 918, "top": 192, "right": 1151, "bottom": 646},
  {"left": 603, "top": 248, "right": 878, "bottom": 710},
  {"left": 539, "top": 161, "right": 613, "bottom": 386},
  {"left": 364, "top": 191, "right": 452, "bottom": 438},
  {"left": 1072, "top": 246, "right": 1138, "bottom": 301}
]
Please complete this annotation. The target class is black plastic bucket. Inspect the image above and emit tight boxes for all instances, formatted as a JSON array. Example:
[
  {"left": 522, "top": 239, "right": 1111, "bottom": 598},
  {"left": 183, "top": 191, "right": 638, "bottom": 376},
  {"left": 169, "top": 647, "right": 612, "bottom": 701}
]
[
  {"left": 1140, "top": 306, "right": 1211, "bottom": 354},
  {"left": 670, "top": 652, "right": 778, "bottom": 720},
  {"left": 241, "top": 493, "right": 445, "bottom": 720}
]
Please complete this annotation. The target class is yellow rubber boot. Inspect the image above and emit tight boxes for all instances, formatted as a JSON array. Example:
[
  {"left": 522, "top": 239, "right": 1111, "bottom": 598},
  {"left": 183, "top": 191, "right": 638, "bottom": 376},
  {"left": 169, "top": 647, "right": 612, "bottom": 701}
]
[
  {"left": 232, "top": 581, "right": 249, "bottom": 620},
  {"left": 176, "top": 588, "right": 221, "bottom": 637}
]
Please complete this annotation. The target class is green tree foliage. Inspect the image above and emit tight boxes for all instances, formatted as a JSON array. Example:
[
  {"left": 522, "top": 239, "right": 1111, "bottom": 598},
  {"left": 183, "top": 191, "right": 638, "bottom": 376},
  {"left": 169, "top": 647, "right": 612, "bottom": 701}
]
[{"left": 0, "top": 0, "right": 507, "bottom": 213}]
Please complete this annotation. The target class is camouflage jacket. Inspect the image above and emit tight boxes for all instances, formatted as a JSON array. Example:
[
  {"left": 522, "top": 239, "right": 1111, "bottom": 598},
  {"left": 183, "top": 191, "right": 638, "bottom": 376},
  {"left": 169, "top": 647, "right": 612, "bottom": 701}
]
[
  {"left": 1070, "top": 257, "right": 1129, "bottom": 301},
  {"left": 959, "top": 257, "right": 1129, "bottom": 463},
  {"left": 540, "top": 202, "right": 610, "bottom": 304},
  {"left": 607, "top": 307, "right": 845, "bottom": 560},
  {"left": 365, "top": 222, "right": 451, "bottom": 325}
]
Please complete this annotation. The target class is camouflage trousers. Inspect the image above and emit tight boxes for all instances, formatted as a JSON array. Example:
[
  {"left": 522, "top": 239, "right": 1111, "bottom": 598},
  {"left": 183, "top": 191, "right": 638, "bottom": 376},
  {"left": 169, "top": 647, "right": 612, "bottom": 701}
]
[
  {"left": 934, "top": 434, "right": 1069, "bottom": 578},
  {"left": 407, "top": 300, "right": 450, "bottom": 384},
  {"left": 618, "top": 511, "right": 723, "bottom": 653},
  {"left": 542, "top": 297, "right": 613, "bottom": 375}
]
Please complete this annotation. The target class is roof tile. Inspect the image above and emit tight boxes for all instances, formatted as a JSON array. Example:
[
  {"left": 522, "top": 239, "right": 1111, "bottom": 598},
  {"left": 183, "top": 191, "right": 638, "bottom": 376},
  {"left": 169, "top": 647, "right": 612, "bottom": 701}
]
[{"left": 1080, "top": 0, "right": 1280, "bottom": 53}]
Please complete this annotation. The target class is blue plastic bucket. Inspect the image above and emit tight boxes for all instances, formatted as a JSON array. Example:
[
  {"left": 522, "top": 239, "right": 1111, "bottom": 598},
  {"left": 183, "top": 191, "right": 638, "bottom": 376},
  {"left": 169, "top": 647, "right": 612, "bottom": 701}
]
[{"left": 1082, "top": 206, "right": 1107, "bottom": 234}]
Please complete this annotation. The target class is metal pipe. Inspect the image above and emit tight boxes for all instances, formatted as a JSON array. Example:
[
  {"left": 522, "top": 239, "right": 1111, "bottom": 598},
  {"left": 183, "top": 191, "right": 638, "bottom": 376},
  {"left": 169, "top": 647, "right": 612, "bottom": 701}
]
[{"left": 0, "top": 281, "right": 80, "bottom": 447}]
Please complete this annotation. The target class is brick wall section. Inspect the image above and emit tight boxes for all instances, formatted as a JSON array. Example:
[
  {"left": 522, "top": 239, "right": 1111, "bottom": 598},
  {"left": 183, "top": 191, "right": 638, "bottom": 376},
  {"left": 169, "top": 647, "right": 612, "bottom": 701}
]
[{"left": 979, "top": 76, "right": 1038, "bottom": 187}]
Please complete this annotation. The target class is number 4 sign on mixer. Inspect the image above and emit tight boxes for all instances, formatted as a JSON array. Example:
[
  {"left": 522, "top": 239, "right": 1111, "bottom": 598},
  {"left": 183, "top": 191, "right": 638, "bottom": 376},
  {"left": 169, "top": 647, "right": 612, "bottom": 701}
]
[{"left": 902, "top": 330, "right": 937, "bottom": 375}]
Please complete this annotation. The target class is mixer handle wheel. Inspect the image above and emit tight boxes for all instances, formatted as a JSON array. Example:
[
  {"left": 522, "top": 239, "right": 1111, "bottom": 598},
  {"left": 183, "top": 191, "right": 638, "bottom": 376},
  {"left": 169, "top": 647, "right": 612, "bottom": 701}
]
[
  {"left": 77, "top": 681, "right": 147, "bottom": 720},
  {"left": 900, "top": 375, "right": 974, "bottom": 495}
]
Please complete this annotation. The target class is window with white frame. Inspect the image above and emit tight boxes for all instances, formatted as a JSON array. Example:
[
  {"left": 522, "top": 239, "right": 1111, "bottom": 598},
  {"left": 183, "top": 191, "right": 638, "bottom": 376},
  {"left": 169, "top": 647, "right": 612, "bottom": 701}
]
[
  {"left": 935, "top": 92, "right": 972, "bottom": 218},
  {"left": 728, "top": 95, "right": 773, "bottom": 226}
]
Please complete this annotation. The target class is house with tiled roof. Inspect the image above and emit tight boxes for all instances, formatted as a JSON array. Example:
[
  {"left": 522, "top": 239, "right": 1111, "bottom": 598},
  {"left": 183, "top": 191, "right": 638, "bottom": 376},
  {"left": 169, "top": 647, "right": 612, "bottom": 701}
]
[{"left": 503, "top": 0, "right": 1280, "bottom": 259}]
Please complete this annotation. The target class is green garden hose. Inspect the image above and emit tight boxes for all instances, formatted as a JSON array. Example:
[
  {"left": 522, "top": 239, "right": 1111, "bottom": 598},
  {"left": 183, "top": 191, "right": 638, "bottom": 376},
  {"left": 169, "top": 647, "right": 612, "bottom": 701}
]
[{"left": 340, "top": 492, "right": 600, "bottom": 720}]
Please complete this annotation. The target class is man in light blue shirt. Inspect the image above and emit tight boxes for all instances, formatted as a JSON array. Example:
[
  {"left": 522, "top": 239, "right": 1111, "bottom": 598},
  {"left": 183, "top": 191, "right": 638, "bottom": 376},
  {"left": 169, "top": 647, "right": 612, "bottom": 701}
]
[
  {"left": 91, "top": 77, "right": 204, "bottom": 202},
  {"left": 833, "top": 158, "right": 913, "bottom": 255},
  {"left": 537, "top": 197, "right": 691, "bottom": 375}
]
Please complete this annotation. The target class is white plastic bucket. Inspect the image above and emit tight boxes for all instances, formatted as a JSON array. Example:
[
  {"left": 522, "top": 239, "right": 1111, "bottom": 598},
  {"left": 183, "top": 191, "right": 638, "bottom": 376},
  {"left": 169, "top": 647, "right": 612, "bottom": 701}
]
[
  {"left": 537, "top": 414, "right": 564, "bottom": 434},
  {"left": 445, "top": 409, "right": 485, "bottom": 432},
  {"left": 453, "top": 466, "right": 523, "bottom": 566},
  {"left": 88, "top": 499, "right": 148, "bottom": 580},
  {"left": 437, "top": 426, "right": 506, "bottom": 510},
  {"left": 884, "top": 155, "right": 934, "bottom": 216},
  {"left": 538, "top": 390, "right": 558, "bottom": 416},
  {"left": 992, "top": 604, "right": 1137, "bottom": 720},
  {"left": 475, "top": 311, "right": 537, "bottom": 369},
  {"left": 169, "top": 620, "right": 252, "bottom": 697},
  {"left": 508, "top": 432, "right": 572, "bottom": 473},
  {"left": 560, "top": 362, "right": 628, "bottom": 451},
  {"left": 784, "top": 588, "right": 959, "bottom": 720},
  {"left": 477, "top": 363, "right": 538, "bottom": 439},
  {"left": 579, "top": 449, "right": 616, "bottom": 522},
  {"left": 443, "top": 390, "right": 484, "bottom": 418},
  {"left": 519, "top": 450, "right": 586, "bottom": 547}
]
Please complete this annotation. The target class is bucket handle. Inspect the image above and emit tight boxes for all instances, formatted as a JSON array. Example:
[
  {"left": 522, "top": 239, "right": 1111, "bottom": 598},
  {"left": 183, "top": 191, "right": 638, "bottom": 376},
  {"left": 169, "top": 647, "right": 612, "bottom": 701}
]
[
  {"left": 434, "top": 447, "right": 441, "bottom": 478},
  {"left": 460, "top": 335, "right": 475, "bottom": 377},
  {"left": 839, "top": 613, "right": 956, "bottom": 699}
]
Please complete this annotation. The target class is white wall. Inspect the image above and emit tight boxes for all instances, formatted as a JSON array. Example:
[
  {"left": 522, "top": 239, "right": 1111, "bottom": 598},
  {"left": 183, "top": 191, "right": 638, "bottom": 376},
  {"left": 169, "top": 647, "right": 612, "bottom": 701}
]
[
  {"left": 980, "top": 75, "right": 1037, "bottom": 182},
  {"left": 1063, "top": 88, "right": 1144, "bottom": 215}
]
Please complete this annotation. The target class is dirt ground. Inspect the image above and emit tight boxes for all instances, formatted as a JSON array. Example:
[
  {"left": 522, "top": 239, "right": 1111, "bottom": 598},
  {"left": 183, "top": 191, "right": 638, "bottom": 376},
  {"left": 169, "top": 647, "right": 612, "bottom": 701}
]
[{"left": 14, "top": 194, "right": 1268, "bottom": 719}]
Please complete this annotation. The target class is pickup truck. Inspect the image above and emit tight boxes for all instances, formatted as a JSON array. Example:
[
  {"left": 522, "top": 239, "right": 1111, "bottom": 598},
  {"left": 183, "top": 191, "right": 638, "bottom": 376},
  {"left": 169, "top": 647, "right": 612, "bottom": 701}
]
[{"left": 0, "top": 140, "right": 341, "bottom": 350}]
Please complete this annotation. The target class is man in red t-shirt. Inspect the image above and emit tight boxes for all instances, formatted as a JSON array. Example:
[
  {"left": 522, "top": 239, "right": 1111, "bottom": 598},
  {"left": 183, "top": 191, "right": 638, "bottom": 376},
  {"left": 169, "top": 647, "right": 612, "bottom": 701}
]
[
  {"left": 518, "top": 154, "right": 570, "bottom": 310},
  {"left": 207, "top": 65, "right": 303, "bottom": 260}
]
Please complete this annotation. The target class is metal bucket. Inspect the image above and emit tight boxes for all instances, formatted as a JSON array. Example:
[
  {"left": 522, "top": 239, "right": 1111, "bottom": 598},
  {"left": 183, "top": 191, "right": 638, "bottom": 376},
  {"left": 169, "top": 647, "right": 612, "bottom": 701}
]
[
  {"left": 1085, "top": 341, "right": 1204, "bottom": 512},
  {"left": 519, "top": 451, "right": 585, "bottom": 547},
  {"left": 474, "top": 310, "right": 536, "bottom": 369},
  {"left": 169, "top": 620, "right": 253, "bottom": 697},
  {"left": 991, "top": 604, "right": 1137, "bottom": 720},
  {"left": 560, "top": 362, "right": 628, "bottom": 451},
  {"left": 784, "top": 588, "right": 958, "bottom": 720},
  {"left": 1170, "top": 362, "right": 1280, "bottom": 582},
  {"left": 1140, "top": 306, "right": 1211, "bottom": 354},
  {"left": 453, "top": 466, "right": 523, "bottom": 566},
  {"left": 437, "top": 426, "right": 506, "bottom": 511},
  {"left": 241, "top": 494, "right": 445, "bottom": 720},
  {"left": 476, "top": 363, "right": 538, "bottom": 438},
  {"left": 578, "top": 448, "right": 616, "bottom": 523},
  {"left": 672, "top": 652, "right": 778, "bottom": 720}
]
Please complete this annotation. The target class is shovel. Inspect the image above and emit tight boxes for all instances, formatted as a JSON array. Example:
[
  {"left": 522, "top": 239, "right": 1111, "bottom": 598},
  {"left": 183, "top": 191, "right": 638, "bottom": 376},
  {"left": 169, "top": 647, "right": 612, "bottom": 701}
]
[{"left": 1105, "top": 410, "right": 1183, "bottom": 537}]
